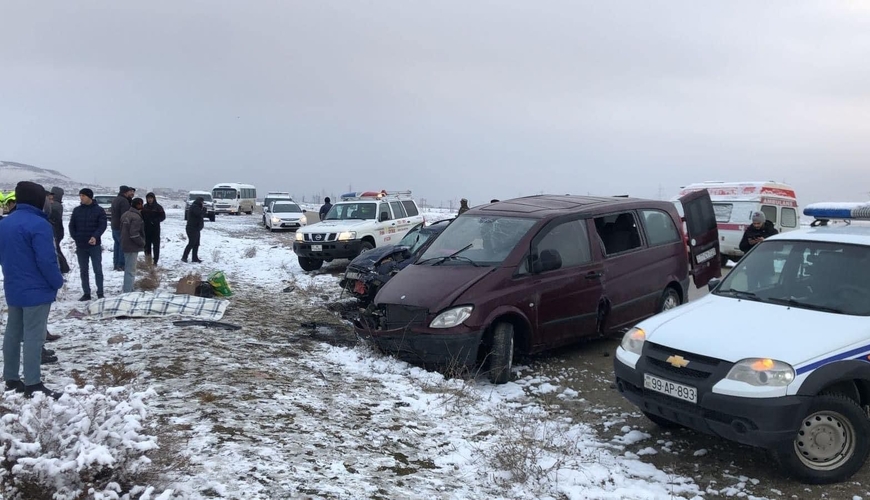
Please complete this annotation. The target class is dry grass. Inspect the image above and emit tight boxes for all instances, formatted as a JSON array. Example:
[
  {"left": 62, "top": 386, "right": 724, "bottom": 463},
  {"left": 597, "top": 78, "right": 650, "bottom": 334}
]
[
  {"left": 135, "top": 257, "right": 163, "bottom": 291},
  {"left": 243, "top": 246, "right": 257, "bottom": 258}
]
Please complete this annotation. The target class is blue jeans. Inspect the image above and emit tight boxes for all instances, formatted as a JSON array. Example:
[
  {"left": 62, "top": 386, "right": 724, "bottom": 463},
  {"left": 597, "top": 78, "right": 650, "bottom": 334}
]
[
  {"left": 123, "top": 252, "right": 139, "bottom": 293},
  {"left": 3, "top": 303, "right": 50, "bottom": 386},
  {"left": 76, "top": 245, "right": 104, "bottom": 296},
  {"left": 112, "top": 229, "right": 125, "bottom": 268}
]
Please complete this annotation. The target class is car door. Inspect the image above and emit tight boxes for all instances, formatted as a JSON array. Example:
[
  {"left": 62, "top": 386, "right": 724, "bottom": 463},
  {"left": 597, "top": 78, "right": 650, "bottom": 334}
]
[
  {"left": 680, "top": 189, "right": 721, "bottom": 287},
  {"left": 526, "top": 217, "right": 604, "bottom": 348},
  {"left": 377, "top": 202, "right": 394, "bottom": 245}
]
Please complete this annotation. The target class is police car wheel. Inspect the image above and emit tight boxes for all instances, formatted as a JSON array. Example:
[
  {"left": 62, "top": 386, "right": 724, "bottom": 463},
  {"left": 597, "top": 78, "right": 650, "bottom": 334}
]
[{"left": 774, "top": 394, "right": 870, "bottom": 484}]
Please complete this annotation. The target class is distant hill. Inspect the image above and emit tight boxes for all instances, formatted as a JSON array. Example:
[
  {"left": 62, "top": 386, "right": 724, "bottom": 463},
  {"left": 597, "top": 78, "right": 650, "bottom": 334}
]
[{"left": 0, "top": 160, "right": 114, "bottom": 194}]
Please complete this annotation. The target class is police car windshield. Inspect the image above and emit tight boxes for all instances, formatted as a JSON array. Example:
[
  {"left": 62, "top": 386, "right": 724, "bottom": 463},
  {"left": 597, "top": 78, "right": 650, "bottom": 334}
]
[
  {"left": 418, "top": 216, "right": 536, "bottom": 266},
  {"left": 715, "top": 240, "right": 870, "bottom": 316},
  {"left": 325, "top": 202, "right": 377, "bottom": 220}
]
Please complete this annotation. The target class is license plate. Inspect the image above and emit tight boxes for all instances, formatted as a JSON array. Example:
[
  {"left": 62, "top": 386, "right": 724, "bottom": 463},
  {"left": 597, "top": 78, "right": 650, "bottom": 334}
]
[
  {"left": 311, "top": 245, "right": 322, "bottom": 252},
  {"left": 643, "top": 373, "right": 697, "bottom": 404},
  {"left": 345, "top": 271, "right": 360, "bottom": 280},
  {"left": 696, "top": 248, "right": 716, "bottom": 264}
]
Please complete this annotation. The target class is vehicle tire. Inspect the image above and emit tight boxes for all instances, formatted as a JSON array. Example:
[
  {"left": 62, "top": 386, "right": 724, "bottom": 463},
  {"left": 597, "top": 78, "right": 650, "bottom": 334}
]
[
  {"left": 658, "top": 287, "right": 680, "bottom": 313},
  {"left": 298, "top": 256, "right": 323, "bottom": 272},
  {"left": 360, "top": 241, "right": 375, "bottom": 253},
  {"left": 772, "top": 394, "right": 870, "bottom": 484},
  {"left": 269, "top": 227, "right": 276, "bottom": 233},
  {"left": 488, "top": 322, "right": 514, "bottom": 384},
  {"left": 209, "top": 214, "right": 215, "bottom": 222},
  {"left": 720, "top": 254, "right": 731, "bottom": 267},
  {"left": 642, "top": 411, "right": 683, "bottom": 429}
]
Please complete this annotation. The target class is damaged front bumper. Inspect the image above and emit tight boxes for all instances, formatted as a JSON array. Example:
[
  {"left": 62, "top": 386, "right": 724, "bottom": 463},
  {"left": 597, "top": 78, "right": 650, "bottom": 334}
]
[{"left": 353, "top": 314, "right": 483, "bottom": 367}]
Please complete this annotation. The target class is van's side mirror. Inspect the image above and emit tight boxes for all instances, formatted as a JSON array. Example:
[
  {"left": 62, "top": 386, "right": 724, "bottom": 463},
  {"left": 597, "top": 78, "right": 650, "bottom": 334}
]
[
  {"left": 532, "top": 249, "right": 562, "bottom": 273},
  {"left": 379, "top": 213, "right": 390, "bottom": 222},
  {"left": 707, "top": 278, "right": 721, "bottom": 292}
]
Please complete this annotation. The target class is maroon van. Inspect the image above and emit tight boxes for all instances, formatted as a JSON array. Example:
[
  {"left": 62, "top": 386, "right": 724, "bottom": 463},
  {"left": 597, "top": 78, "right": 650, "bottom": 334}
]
[{"left": 354, "top": 191, "right": 720, "bottom": 383}]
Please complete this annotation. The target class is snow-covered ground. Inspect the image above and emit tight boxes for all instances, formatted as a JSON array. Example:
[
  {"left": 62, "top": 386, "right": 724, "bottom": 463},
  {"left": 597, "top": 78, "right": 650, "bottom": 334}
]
[{"left": 0, "top": 204, "right": 763, "bottom": 499}]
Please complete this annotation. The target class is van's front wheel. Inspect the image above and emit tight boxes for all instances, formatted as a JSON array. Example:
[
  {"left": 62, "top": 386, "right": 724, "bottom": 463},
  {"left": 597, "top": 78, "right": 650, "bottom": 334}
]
[
  {"left": 298, "top": 256, "right": 323, "bottom": 272},
  {"left": 487, "top": 322, "right": 514, "bottom": 384},
  {"left": 658, "top": 288, "right": 680, "bottom": 313},
  {"left": 773, "top": 394, "right": 870, "bottom": 484}
]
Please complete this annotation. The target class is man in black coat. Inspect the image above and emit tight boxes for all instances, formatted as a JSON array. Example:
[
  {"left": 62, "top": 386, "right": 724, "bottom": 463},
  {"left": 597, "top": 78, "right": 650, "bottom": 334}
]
[
  {"left": 318, "top": 197, "right": 333, "bottom": 221},
  {"left": 69, "top": 188, "right": 108, "bottom": 301},
  {"left": 739, "top": 211, "right": 779, "bottom": 254},
  {"left": 182, "top": 197, "right": 205, "bottom": 263},
  {"left": 110, "top": 185, "right": 135, "bottom": 271},
  {"left": 47, "top": 187, "right": 70, "bottom": 274},
  {"left": 141, "top": 192, "right": 166, "bottom": 265}
]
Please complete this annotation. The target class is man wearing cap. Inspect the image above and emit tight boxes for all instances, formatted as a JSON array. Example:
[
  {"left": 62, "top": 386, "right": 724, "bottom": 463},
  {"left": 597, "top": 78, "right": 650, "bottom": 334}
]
[
  {"left": 739, "top": 211, "right": 779, "bottom": 253},
  {"left": 0, "top": 181, "right": 64, "bottom": 398},
  {"left": 69, "top": 188, "right": 108, "bottom": 301},
  {"left": 458, "top": 198, "right": 470, "bottom": 215},
  {"left": 110, "top": 185, "right": 135, "bottom": 271}
]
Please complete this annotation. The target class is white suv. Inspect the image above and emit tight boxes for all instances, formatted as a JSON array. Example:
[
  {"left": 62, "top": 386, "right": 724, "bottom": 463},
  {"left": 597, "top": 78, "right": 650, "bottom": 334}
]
[
  {"left": 614, "top": 201, "right": 870, "bottom": 484},
  {"left": 293, "top": 190, "right": 424, "bottom": 271},
  {"left": 265, "top": 200, "right": 305, "bottom": 232}
]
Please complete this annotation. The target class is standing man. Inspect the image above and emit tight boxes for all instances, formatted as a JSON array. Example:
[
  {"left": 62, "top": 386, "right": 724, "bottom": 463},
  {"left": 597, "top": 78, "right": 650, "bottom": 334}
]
[
  {"left": 47, "top": 187, "right": 70, "bottom": 274},
  {"left": 739, "top": 211, "right": 779, "bottom": 253},
  {"left": 121, "top": 198, "right": 146, "bottom": 293},
  {"left": 182, "top": 196, "right": 205, "bottom": 263},
  {"left": 458, "top": 198, "right": 470, "bottom": 215},
  {"left": 69, "top": 188, "right": 108, "bottom": 301},
  {"left": 0, "top": 181, "right": 63, "bottom": 398},
  {"left": 141, "top": 192, "right": 166, "bottom": 266},
  {"left": 110, "top": 185, "right": 134, "bottom": 271},
  {"left": 319, "top": 197, "right": 333, "bottom": 221}
]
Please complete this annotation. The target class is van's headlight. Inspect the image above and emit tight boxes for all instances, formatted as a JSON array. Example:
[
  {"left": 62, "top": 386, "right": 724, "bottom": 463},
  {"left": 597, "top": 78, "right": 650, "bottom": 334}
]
[
  {"left": 620, "top": 327, "right": 646, "bottom": 355},
  {"left": 337, "top": 231, "right": 356, "bottom": 241},
  {"left": 429, "top": 306, "right": 473, "bottom": 328},
  {"left": 726, "top": 358, "right": 795, "bottom": 386}
]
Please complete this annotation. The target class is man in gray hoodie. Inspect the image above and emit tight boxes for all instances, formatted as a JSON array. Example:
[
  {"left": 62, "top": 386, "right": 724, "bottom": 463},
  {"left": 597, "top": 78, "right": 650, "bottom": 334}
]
[
  {"left": 120, "top": 197, "right": 145, "bottom": 293},
  {"left": 110, "top": 185, "right": 134, "bottom": 271},
  {"left": 48, "top": 187, "right": 69, "bottom": 274}
]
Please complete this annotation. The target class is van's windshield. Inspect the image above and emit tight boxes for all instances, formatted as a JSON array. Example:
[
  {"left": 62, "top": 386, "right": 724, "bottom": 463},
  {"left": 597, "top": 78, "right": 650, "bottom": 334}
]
[
  {"left": 325, "top": 202, "right": 377, "bottom": 220},
  {"left": 714, "top": 240, "right": 870, "bottom": 316},
  {"left": 417, "top": 216, "right": 536, "bottom": 266},
  {"left": 213, "top": 189, "right": 237, "bottom": 200},
  {"left": 189, "top": 193, "right": 212, "bottom": 202}
]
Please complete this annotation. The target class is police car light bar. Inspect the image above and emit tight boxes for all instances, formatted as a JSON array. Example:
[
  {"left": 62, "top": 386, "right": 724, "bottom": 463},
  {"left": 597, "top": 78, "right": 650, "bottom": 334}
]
[{"left": 803, "top": 202, "right": 870, "bottom": 220}]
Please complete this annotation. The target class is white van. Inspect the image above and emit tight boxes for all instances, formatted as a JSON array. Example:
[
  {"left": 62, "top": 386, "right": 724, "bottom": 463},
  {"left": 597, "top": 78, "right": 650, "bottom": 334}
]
[
  {"left": 672, "top": 181, "right": 799, "bottom": 266},
  {"left": 293, "top": 190, "right": 424, "bottom": 271},
  {"left": 212, "top": 183, "right": 257, "bottom": 215}
]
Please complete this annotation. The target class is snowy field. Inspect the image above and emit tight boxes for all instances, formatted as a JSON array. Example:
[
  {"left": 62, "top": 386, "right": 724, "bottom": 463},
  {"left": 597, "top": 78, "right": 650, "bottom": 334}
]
[{"left": 0, "top": 202, "right": 771, "bottom": 499}]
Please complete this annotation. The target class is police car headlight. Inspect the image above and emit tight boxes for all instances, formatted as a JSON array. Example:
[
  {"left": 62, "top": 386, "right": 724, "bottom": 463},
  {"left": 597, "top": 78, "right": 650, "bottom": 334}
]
[
  {"left": 620, "top": 327, "right": 646, "bottom": 355},
  {"left": 337, "top": 231, "right": 356, "bottom": 241},
  {"left": 429, "top": 306, "right": 473, "bottom": 328},
  {"left": 726, "top": 358, "right": 795, "bottom": 387}
]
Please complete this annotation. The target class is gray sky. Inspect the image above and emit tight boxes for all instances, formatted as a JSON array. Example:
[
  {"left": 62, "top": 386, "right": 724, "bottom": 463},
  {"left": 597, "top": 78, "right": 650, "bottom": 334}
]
[{"left": 2, "top": 1, "right": 869, "bottom": 207}]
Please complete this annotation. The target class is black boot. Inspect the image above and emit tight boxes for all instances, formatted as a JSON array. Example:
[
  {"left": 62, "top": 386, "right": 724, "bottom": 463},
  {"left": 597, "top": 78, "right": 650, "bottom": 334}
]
[
  {"left": 41, "top": 350, "right": 58, "bottom": 364},
  {"left": 46, "top": 331, "right": 61, "bottom": 342},
  {"left": 24, "top": 383, "right": 62, "bottom": 400},
  {"left": 4, "top": 380, "right": 25, "bottom": 393},
  {"left": 79, "top": 294, "right": 91, "bottom": 301}
]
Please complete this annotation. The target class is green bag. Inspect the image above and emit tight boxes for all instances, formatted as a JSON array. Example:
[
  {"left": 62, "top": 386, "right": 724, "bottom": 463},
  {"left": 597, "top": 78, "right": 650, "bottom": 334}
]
[{"left": 208, "top": 271, "right": 233, "bottom": 297}]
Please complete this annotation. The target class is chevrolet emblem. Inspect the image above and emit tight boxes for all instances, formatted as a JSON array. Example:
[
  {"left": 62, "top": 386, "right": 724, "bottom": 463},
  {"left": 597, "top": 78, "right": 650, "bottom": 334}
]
[{"left": 666, "top": 355, "right": 689, "bottom": 368}]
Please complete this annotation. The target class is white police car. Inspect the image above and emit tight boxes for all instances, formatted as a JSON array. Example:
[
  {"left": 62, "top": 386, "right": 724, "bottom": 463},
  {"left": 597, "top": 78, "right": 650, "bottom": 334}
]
[{"left": 614, "top": 201, "right": 870, "bottom": 484}]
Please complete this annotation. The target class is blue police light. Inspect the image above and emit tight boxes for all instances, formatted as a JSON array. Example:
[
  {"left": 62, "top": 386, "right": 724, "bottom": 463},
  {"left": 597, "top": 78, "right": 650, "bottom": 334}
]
[{"left": 803, "top": 202, "right": 870, "bottom": 220}]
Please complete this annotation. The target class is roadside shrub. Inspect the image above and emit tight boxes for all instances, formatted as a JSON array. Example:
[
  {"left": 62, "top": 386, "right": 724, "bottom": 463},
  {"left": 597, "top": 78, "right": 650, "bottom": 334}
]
[
  {"left": 0, "top": 386, "right": 173, "bottom": 500},
  {"left": 242, "top": 246, "right": 257, "bottom": 259}
]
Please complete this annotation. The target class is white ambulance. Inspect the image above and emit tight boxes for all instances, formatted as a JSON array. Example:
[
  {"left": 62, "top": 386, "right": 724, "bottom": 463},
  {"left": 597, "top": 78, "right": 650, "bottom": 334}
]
[
  {"left": 293, "top": 190, "right": 424, "bottom": 271},
  {"left": 672, "top": 181, "right": 800, "bottom": 266}
]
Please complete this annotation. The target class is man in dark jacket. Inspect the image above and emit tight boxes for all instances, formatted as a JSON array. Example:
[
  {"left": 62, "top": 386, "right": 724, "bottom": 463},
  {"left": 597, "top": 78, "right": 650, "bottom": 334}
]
[
  {"left": 182, "top": 197, "right": 205, "bottom": 263},
  {"left": 47, "top": 187, "right": 70, "bottom": 274},
  {"left": 141, "top": 192, "right": 166, "bottom": 265},
  {"left": 121, "top": 198, "right": 146, "bottom": 293},
  {"left": 739, "top": 211, "right": 779, "bottom": 254},
  {"left": 69, "top": 188, "right": 108, "bottom": 301},
  {"left": 0, "top": 181, "right": 64, "bottom": 399},
  {"left": 319, "top": 197, "right": 332, "bottom": 220},
  {"left": 110, "top": 185, "right": 135, "bottom": 271}
]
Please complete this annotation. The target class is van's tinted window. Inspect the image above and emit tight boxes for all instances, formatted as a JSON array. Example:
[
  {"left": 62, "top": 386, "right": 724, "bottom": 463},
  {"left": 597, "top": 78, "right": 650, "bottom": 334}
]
[
  {"left": 379, "top": 203, "right": 392, "bottom": 221},
  {"left": 536, "top": 220, "right": 591, "bottom": 268},
  {"left": 641, "top": 210, "right": 680, "bottom": 247},
  {"left": 594, "top": 212, "right": 642, "bottom": 255},
  {"left": 761, "top": 205, "right": 777, "bottom": 224},
  {"left": 401, "top": 200, "right": 419, "bottom": 216},
  {"left": 781, "top": 207, "right": 797, "bottom": 228}
]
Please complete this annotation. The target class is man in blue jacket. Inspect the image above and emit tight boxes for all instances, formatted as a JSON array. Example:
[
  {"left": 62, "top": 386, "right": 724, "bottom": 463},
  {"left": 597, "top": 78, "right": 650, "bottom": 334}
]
[
  {"left": 68, "top": 188, "right": 108, "bottom": 301},
  {"left": 0, "top": 181, "right": 64, "bottom": 399}
]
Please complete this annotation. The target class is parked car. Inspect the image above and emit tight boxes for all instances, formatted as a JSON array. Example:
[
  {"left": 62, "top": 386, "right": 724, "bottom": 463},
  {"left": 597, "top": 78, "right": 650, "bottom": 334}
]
[
  {"left": 340, "top": 218, "right": 453, "bottom": 304},
  {"left": 265, "top": 200, "right": 305, "bottom": 232},
  {"left": 354, "top": 192, "right": 720, "bottom": 383},
  {"left": 614, "top": 201, "right": 870, "bottom": 484},
  {"left": 93, "top": 194, "right": 114, "bottom": 217},
  {"left": 184, "top": 191, "right": 216, "bottom": 222},
  {"left": 262, "top": 192, "right": 293, "bottom": 226}
]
